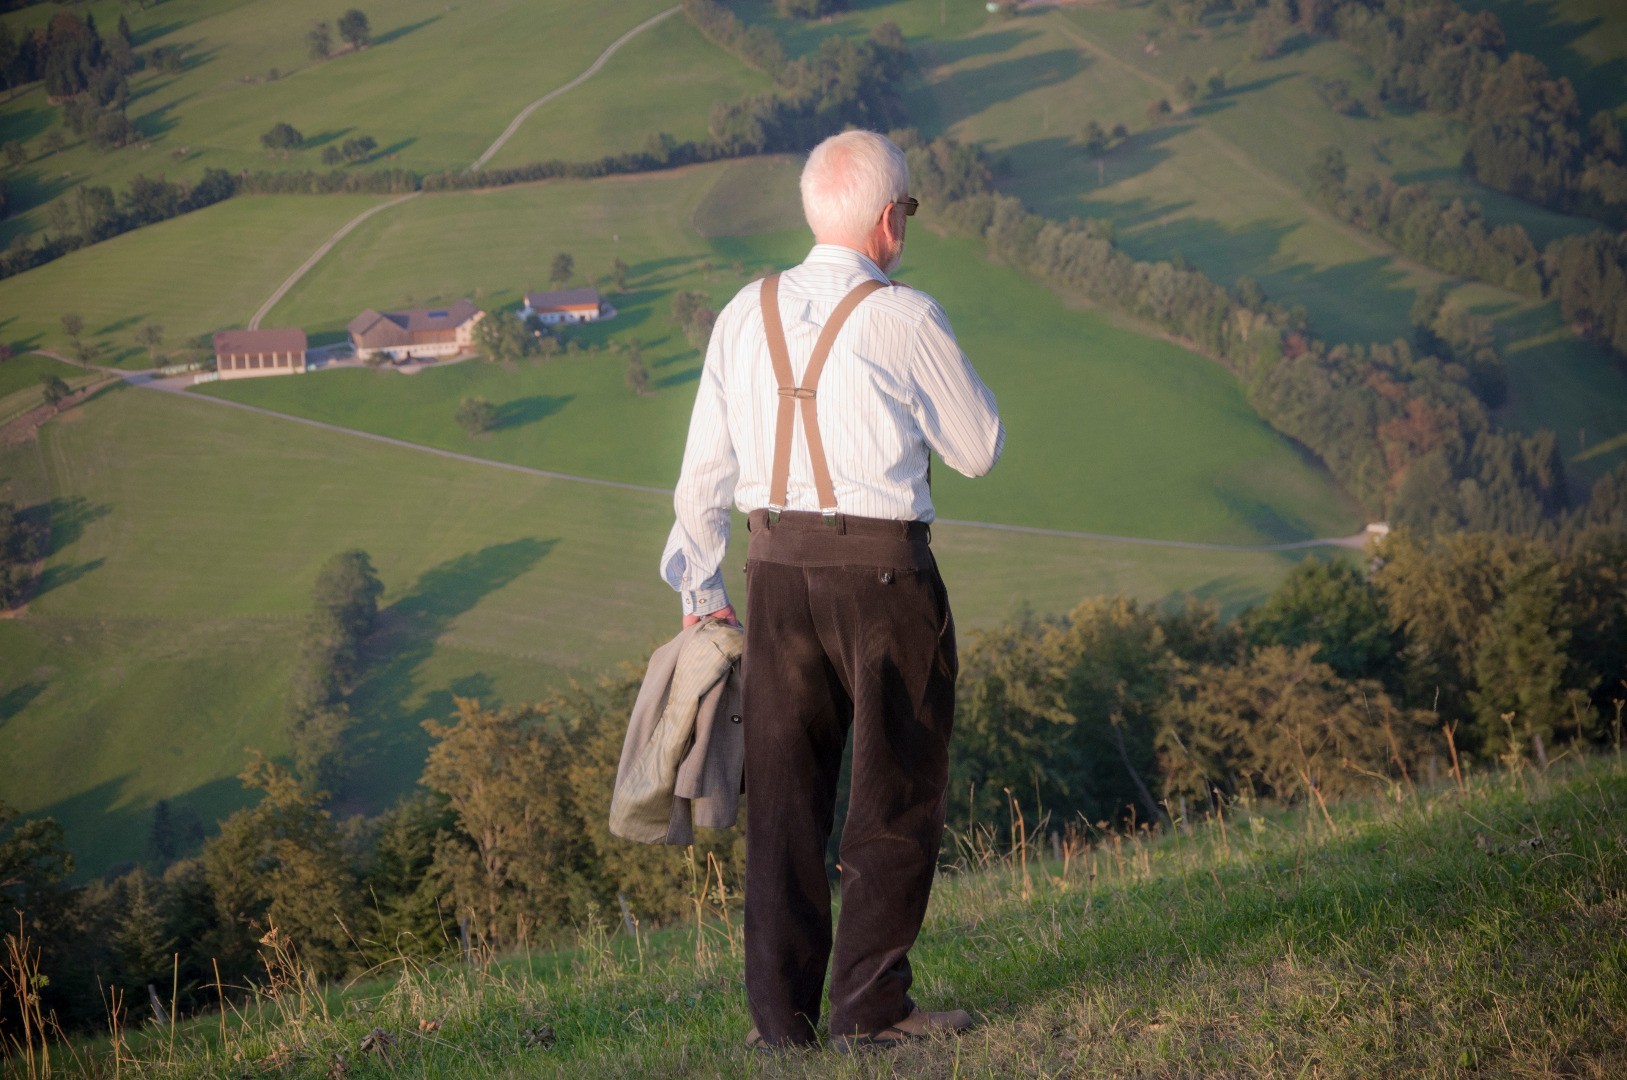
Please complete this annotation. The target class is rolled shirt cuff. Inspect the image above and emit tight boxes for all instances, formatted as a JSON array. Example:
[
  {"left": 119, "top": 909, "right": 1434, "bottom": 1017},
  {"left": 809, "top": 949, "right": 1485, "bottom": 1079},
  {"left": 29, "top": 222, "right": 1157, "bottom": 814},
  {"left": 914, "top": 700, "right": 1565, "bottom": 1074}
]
[{"left": 681, "top": 586, "right": 731, "bottom": 617}]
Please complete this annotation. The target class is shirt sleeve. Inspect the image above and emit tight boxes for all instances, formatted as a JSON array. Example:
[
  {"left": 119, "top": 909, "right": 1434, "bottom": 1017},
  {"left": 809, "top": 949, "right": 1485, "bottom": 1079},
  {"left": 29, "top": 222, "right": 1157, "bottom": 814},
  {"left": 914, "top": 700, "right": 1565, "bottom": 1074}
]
[
  {"left": 907, "top": 299, "right": 1005, "bottom": 477},
  {"left": 660, "top": 317, "right": 738, "bottom": 616}
]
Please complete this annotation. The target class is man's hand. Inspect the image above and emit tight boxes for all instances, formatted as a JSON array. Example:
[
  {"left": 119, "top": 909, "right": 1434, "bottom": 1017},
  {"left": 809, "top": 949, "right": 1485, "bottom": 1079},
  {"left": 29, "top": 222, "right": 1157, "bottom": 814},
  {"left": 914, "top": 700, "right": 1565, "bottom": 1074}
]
[{"left": 684, "top": 605, "right": 740, "bottom": 628}]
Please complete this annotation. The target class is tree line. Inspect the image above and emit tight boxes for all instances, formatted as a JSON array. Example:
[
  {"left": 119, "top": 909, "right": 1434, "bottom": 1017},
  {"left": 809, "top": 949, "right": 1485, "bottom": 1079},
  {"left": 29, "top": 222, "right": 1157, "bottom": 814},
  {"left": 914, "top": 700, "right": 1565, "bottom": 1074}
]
[
  {"left": 1309, "top": 148, "right": 1627, "bottom": 363},
  {"left": 0, "top": 168, "right": 237, "bottom": 281},
  {"left": 0, "top": 499, "right": 45, "bottom": 608},
  {"left": 898, "top": 129, "right": 1589, "bottom": 534},
  {"left": 5, "top": 514, "right": 1623, "bottom": 1034}
]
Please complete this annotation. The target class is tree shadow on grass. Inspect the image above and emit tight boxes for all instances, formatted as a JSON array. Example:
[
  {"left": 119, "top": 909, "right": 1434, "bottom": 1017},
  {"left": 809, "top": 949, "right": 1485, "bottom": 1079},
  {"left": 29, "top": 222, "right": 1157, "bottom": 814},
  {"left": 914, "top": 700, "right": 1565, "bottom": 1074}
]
[
  {"left": 492, "top": 394, "right": 573, "bottom": 431},
  {"left": 133, "top": 93, "right": 194, "bottom": 142},
  {"left": 0, "top": 681, "right": 45, "bottom": 729},
  {"left": 40, "top": 496, "right": 111, "bottom": 555},
  {"left": 342, "top": 538, "right": 558, "bottom": 809},
  {"left": 30, "top": 772, "right": 253, "bottom": 881},
  {"left": 1113, "top": 214, "right": 1297, "bottom": 285},
  {"left": 2, "top": 103, "right": 57, "bottom": 145},
  {"left": 366, "top": 136, "right": 417, "bottom": 163},
  {"left": 930, "top": 49, "right": 1088, "bottom": 131},
  {"left": 1208, "top": 70, "right": 1299, "bottom": 100},
  {"left": 917, "top": 28, "right": 1042, "bottom": 69},
  {"left": 655, "top": 366, "right": 701, "bottom": 390},
  {"left": 303, "top": 127, "right": 355, "bottom": 150},
  {"left": 373, "top": 16, "right": 443, "bottom": 48},
  {"left": 33, "top": 558, "right": 105, "bottom": 599}
]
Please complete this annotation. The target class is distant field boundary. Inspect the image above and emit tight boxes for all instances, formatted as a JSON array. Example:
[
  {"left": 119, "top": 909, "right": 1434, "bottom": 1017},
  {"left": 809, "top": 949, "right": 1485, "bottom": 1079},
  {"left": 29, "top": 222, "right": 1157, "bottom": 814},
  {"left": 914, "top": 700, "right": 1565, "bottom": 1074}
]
[
  {"left": 129, "top": 375, "right": 1367, "bottom": 553},
  {"left": 469, "top": 6, "right": 682, "bottom": 172}
]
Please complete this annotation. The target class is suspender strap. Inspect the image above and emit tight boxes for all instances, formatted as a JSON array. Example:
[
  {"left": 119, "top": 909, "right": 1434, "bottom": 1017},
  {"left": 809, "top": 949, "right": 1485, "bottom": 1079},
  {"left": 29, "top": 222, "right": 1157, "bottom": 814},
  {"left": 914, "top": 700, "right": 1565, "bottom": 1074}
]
[{"left": 760, "top": 273, "right": 888, "bottom": 523}]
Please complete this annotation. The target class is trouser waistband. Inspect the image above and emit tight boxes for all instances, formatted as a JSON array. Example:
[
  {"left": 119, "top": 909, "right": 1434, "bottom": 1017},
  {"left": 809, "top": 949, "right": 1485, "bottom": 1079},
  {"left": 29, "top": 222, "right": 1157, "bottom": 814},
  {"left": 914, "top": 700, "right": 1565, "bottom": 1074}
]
[{"left": 746, "top": 508, "right": 931, "bottom": 543}]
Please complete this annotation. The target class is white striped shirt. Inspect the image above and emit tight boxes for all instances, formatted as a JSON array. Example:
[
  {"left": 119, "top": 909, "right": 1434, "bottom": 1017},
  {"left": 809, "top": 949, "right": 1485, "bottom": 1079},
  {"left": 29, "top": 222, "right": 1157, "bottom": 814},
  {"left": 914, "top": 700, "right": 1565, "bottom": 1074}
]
[{"left": 661, "top": 244, "right": 1005, "bottom": 615}]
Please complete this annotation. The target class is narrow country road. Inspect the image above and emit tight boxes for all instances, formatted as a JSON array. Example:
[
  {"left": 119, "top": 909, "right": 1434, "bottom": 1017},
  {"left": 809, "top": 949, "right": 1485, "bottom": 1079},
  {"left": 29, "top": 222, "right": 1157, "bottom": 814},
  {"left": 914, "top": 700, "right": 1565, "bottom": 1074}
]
[{"left": 468, "top": 5, "right": 681, "bottom": 172}]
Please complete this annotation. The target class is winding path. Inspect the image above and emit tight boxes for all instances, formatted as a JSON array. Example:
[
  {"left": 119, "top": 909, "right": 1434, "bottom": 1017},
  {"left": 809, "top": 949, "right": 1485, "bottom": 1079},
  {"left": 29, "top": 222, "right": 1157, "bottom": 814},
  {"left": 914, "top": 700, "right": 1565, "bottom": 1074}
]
[
  {"left": 468, "top": 5, "right": 681, "bottom": 172},
  {"left": 248, "top": 193, "right": 420, "bottom": 329},
  {"left": 249, "top": 5, "right": 682, "bottom": 330}
]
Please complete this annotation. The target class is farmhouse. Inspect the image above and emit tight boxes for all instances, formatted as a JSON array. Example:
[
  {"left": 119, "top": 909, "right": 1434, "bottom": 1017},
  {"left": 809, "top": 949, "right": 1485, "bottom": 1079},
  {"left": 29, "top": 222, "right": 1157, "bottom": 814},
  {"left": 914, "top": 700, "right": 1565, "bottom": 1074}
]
[
  {"left": 348, "top": 300, "right": 484, "bottom": 361},
  {"left": 213, "top": 328, "right": 309, "bottom": 379},
  {"left": 521, "top": 287, "right": 609, "bottom": 325}
]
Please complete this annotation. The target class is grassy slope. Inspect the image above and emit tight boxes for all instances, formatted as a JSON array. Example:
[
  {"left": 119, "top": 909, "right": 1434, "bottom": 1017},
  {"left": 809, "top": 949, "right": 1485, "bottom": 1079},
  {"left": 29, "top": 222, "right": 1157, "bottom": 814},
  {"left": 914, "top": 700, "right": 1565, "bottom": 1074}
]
[
  {"left": 207, "top": 158, "right": 1359, "bottom": 543},
  {"left": 0, "top": 0, "right": 688, "bottom": 245},
  {"left": 0, "top": 385, "right": 1326, "bottom": 877},
  {"left": 0, "top": 353, "right": 88, "bottom": 423},
  {"left": 484, "top": 13, "right": 774, "bottom": 169},
  {"left": 88, "top": 760, "right": 1627, "bottom": 1077},
  {"left": 0, "top": 193, "right": 387, "bottom": 365},
  {"left": 874, "top": 1, "right": 1627, "bottom": 491}
]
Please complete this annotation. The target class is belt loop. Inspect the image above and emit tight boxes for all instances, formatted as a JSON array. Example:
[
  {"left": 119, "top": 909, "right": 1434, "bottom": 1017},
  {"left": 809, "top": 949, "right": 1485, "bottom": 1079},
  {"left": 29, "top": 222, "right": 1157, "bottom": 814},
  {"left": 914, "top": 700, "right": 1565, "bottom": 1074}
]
[{"left": 834, "top": 512, "right": 847, "bottom": 535}]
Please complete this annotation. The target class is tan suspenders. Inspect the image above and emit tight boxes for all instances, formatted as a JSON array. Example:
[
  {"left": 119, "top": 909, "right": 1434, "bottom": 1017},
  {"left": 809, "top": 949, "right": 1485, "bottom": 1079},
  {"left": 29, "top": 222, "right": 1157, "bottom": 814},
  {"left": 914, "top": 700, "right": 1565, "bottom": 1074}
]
[{"left": 759, "top": 273, "right": 887, "bottom": 524}]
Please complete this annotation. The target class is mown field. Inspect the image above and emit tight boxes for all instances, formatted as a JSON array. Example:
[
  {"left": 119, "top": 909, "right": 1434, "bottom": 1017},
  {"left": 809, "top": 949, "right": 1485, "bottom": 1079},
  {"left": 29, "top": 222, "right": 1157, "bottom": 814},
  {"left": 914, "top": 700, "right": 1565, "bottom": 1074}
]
[
  {"left": 0, "top": 385, "right": 1332, "bottom": 877},
  {"left": 61, "top": 759, "right": 1627, "bottom": 1077}
]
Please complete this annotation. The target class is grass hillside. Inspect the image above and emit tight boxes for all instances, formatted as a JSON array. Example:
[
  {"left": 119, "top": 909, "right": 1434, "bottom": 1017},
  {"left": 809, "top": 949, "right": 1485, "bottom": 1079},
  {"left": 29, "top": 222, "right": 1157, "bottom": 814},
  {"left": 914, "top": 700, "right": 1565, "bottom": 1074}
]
[
  {"left": 0, "top": 194, "right": 388, "bottom": 365},
  {"left": 47, "top": 759, "right": 1627, "bottom": 1077},
  {"left": 0, "top": 0, "right": 725, "bottom": 246},
  {"left": 890, "top": 1, "right": 1627, "bottom": 491},
  {"left": 187, "top": 157, "right": 1361, "bottom": 543},
  {"left": 0, "top": 385, "right": 1328, "bottom": 878}
]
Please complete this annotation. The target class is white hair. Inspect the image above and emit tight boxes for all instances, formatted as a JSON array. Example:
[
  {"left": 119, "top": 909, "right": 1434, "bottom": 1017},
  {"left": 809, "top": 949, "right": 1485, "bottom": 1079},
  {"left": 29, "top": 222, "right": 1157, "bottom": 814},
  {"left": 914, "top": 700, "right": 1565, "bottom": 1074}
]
[{"left": 800, "top": 130, "right": 909, "bottom": 244}]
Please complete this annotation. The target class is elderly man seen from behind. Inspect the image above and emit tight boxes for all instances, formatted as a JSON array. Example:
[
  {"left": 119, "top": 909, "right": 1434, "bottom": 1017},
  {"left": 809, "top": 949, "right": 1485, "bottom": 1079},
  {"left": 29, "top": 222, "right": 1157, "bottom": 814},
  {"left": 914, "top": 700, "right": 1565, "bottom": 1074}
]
[{"left": 661, "top": 129, "right": 1004, "bottom": 1053}]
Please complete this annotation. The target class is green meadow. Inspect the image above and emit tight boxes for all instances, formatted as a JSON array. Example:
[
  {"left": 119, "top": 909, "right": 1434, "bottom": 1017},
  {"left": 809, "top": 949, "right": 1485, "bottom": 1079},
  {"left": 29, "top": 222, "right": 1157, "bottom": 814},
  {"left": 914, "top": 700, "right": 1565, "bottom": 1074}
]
[
  {"left": 483, "top": 12, "right": 774, "bottom": 170},
  {"left": 886, "top": 2, "right": 1627, "bottom": 488},
  {"left": 0, "top": 193, "right": 387, "bottom": 363},
  {"left": 0, "top": 0, "right": 710, "bottom": 245},
  {"left": 196, "top": 157, "right": 1361, "bottom": 544},
  {"left": 0, "top": 0, "right": 1622, "bottom": 884},
  {"left": 0, "top": 385, "right": 1326, "bottom": 876}
]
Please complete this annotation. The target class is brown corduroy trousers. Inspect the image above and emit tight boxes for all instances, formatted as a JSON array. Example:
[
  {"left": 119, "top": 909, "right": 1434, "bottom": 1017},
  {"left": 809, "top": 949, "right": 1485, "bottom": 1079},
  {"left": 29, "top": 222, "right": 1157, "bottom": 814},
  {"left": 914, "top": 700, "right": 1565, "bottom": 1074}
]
[{"left": 741, "top": 508, "right": 958, "bottom": 1047}]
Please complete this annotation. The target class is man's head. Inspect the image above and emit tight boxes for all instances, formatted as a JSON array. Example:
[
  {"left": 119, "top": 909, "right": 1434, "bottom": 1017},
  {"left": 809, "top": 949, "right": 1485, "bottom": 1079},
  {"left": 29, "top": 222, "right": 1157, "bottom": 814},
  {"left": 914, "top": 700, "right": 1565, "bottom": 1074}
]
[{"left": 800, "top": 130, "right": 912, "bottom": 274}]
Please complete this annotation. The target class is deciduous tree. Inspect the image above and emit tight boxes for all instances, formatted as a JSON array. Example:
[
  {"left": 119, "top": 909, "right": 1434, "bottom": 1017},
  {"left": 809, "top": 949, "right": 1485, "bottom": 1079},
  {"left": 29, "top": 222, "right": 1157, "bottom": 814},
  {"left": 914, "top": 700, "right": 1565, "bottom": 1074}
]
[
  {"left": 549, "top": 252, "right": 574, "bottom": 287},
  {"left": 307, "top": 21, "right": 332, "bottom": 60},
  {"left": 337, "top": 9, "right": 371, "bottom": 50},
  {"left": 455, "top": 395, "right": 496, "bottom": 435},
  {"left": 260, "top": 122, "right": 303, "bottom": 153}
]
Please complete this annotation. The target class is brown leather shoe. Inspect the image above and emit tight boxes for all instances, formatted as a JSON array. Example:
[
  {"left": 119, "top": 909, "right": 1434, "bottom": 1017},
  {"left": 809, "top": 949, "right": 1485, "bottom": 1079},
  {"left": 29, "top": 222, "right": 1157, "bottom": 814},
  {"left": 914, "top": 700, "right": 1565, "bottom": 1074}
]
[{"left": 830, "top": 1007, "right": 974, "bottom": 1053}]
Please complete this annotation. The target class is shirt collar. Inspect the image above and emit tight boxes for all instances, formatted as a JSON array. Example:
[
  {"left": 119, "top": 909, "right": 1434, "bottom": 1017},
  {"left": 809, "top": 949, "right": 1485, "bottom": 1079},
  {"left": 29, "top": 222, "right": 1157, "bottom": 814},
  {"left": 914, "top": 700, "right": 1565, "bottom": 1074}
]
[{"left": 804, "top": 243, "right": 890, "bottom": 282}]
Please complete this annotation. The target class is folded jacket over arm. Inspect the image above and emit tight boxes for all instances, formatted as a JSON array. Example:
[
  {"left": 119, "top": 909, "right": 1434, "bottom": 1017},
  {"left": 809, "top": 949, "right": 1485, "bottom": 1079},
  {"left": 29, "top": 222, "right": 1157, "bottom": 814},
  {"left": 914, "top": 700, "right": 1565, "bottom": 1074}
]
[{"left": 609, "top": 619, "right": 745, "bottom": 845}]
